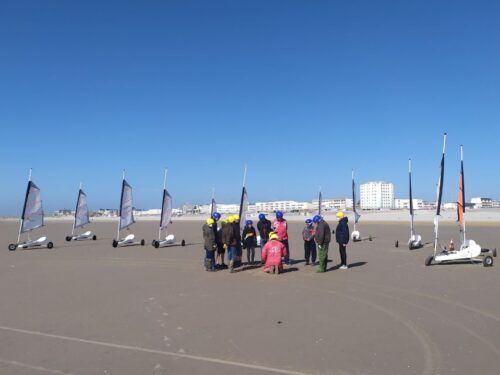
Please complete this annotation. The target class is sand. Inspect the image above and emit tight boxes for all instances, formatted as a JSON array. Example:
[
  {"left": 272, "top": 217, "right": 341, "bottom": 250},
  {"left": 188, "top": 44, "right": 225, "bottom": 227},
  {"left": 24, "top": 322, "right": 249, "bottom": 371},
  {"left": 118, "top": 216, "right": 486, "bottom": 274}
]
[{"left": 0, "top": 219, "right": 498, "bottom": 375}]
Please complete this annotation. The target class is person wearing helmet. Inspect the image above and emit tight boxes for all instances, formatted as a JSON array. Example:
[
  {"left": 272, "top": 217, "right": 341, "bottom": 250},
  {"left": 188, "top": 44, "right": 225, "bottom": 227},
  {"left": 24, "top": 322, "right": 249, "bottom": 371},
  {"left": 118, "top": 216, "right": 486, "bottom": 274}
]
[
  {"left": 313, "top": 215, "right": 331, "bottom": 273},
  {"left": 242, "top": 219, "right": 257, "bottom": 264},
  {"left": 272, "top": 211, "right": 290, "bottom": 265},
  {"left": 222, "top": 215, "right": 237, "bottom": 272},
  {"left": 261, "top": 232, "right": 287, "bottom": 274},
  {"left": 232, "top": 215, "right": 243, "bottom": 268},
  {"left": 302, "top": 219, "right": 317, "bottom": 265},
  {"left": 202, "top": 218, "right": 217, "bottom": 271},
  {"left": 335, "top": 211, "right": 350, "bottom": 269},
  {"left": 216, "top": 219, "right": 228, "bottom": 269},
  {"left": 211, "top": 212, "right": 223, "bottom": 269},
  {"left": 257, "top": 213, "right": 272, "bottom": 248}
]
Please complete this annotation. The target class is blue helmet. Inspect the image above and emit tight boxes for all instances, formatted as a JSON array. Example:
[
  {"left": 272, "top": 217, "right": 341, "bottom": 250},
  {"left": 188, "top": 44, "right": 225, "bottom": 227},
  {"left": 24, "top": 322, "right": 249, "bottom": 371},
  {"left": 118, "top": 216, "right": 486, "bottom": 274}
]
[
  {"left": 305, "top": 219, "right": 313, "bottom": 225},
  {"left": 246, "top": 219, "right": 253, "bottom": 226},
  {"left": 212, "top": 212, "right": 221, "bottom": 220},
  {"left": 275, "top": 210, "right": 284, "bottom": 219},
  {"left": 313, "top": 215, "right": 322, "bottom": 223},
  {"left": 258, "top": 213, "right": 266, "bottom": 220}
]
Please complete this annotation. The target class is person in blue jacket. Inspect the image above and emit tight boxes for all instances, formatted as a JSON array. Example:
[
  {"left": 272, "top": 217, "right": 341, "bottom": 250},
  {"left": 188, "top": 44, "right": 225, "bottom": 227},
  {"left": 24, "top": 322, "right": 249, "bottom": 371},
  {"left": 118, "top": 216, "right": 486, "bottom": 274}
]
[{"left": 335, "top": 212, "right": 350, "bottom": 269}]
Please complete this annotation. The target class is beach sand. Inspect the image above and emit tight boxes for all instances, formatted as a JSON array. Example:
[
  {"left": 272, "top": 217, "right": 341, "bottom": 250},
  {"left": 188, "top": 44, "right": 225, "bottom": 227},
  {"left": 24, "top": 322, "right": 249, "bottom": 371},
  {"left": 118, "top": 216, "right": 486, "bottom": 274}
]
[{"left": 0, "top": 219, "right": 498, "bottom": 374}]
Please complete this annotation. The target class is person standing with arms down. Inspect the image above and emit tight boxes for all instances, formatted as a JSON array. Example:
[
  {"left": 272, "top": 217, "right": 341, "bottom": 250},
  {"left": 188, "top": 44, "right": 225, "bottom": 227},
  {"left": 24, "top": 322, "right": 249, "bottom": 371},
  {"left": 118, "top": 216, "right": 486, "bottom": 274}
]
[
  {"left": 313, "top": 215, "right": 331, "bottom": 273},
  {"left": 216, "top": 219, "right": 228, "bottom": 269},
  {"left": 302, "top": 218, "right": 317, "bottom": 265},
  {"left": 335, "top": 212, "right": 350, "bottom": 269},
  {"left": 242, "top": 220, "right": 257, "bottom": 264},
  {"left": 272, "top": 211, "right": 290, "bottom": 265},
  {"left": 257, "top": 213, "right": 272, "bottom": 248},
  {"left": 222, "top": 215, "right": 237, "bottom": 272},
  {"left": 202, "top": 218, "right": 217, "bottom": 271}
]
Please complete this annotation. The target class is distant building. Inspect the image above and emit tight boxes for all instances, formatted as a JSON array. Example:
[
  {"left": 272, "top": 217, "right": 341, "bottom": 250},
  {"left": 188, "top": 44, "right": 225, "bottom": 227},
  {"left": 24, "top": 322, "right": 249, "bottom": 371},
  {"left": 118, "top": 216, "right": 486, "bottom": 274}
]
[
  {"left": 394, "top": 199, "right": 424, "bottom": 210},
  {"left": 198, "top": 204, "right": 240, "bottom": 214},
  {"left": 54, "top": 209, "right": 73, "bottom": 216},
  {"left": 310, "top": 198, "right": 353, "bottom": 211},
  {"left": 471, "top": 197, "right": 500, "bottom": 208},
  {"left": 360, "top": 182, "right": 394, "bottom": 209},
  {"left": 254, "top": 201, "right": 311, "bottom": 213}
]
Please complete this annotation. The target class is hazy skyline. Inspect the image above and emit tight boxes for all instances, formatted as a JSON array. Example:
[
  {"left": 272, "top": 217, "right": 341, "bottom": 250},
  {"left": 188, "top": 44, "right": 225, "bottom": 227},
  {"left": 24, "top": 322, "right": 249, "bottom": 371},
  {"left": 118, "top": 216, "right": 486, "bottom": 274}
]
[{"left": 1, "top": 1, "right": 499, "bottom": 215}]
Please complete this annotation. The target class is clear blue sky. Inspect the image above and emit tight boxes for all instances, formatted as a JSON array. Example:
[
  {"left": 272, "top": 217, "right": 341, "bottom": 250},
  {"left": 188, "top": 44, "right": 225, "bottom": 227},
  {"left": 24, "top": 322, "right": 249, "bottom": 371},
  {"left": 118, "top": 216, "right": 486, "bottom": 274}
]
[{"left": 1, "top": 0, "right": 499, "bottom": 214}]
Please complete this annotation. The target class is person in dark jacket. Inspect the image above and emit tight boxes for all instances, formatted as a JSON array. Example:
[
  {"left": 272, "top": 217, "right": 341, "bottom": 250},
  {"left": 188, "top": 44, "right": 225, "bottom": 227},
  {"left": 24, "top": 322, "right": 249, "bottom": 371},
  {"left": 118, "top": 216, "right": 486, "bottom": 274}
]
[
  {"left": 257, "top": 213, "right": 272, "bottom": 248},
  {"left": 302, "top": 218, "right": 317, "bottom": 265},
  {"left": 211, "top": 212, "right": 223, "bottom": 269},
  {"left": 242, "top": 220, "right": 257, "bottom": 264},
  {"left": 335, "top": 212, "right": 350, "bottom": 269},
  {"left": 232, "top": 215, "right": 243, "bottom": 268},
  {"left": 313, "top": 215, "right": 331, "bottom": 273},
  {"left": 202, "top": 218, "right": 217, "bottom": 271},
  {"left": 216, "top": 219, "right": 228, "bottom": 269},
  {"left": 222, "top": 216, "right": 237, "bottom": 272}
]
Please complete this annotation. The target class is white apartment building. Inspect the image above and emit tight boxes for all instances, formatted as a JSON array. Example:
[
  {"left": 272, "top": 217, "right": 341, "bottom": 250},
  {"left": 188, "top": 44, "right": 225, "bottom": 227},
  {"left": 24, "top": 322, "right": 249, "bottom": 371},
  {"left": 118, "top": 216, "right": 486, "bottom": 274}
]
[
  {"left": 254, "top": 201, "right": 311, "bottom": 213},
  {"left": 471, "top": 197, "right": 500, "bottom": 208},
  {"left": 394, "top": 198, "right": 425, "bottom": 210},
  {"left": 360, "top": 181, "right": 394, "bottom": 209},
  {"left": 198, "top": 203, "right": 240, "bottom": 214},
  {"left": 310, "top": 198, "right": 354, "bottom": 211}
]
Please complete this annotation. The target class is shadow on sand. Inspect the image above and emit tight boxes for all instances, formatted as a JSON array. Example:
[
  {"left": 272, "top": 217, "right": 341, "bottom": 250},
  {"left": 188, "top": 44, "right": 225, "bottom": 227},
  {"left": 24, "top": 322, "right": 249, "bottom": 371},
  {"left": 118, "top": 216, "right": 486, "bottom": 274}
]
[{"left": 326, "top": 261, "right": 367, "bottom": 271}]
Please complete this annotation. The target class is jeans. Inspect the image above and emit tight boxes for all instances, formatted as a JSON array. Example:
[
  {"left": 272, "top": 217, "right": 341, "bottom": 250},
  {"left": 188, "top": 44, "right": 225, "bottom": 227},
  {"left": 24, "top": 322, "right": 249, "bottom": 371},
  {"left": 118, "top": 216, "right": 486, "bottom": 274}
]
[
  {"left": 246, "top": 247, "right": 255, "bottom": 264},
  {"left": 338, "top": 244, "right": 347, "bottom": 266},
  {"left": 317, "top": 243, "right": 329, "bottom": 272},
  {"left": 227, "top": 246, "right": 236, "bottom": 262},
  {"left": 204, "top": 249, "right": 215, "bottom": 270},
  {"left": 304, "top": 240, "right": 316, "bottom": 263}
]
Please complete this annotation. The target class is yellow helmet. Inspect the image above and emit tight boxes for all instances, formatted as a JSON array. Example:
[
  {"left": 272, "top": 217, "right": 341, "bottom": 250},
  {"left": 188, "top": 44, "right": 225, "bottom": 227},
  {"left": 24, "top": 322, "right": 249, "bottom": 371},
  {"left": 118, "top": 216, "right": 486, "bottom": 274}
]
[
  {"left": 269, "top": 232, "right": 279, "bottom": 241},
  {"left": 206, "top": 218, "right": 215, "bottom": 225},
  {"left": 228, "top": 215, "right": 236, "bottom": 223},
  {"left": 220, "top": 219, "right": 227, "bottom": 226},
  {"left": 336, "top": 211, "right": 345, "bottom": 219},
  {"left": 233, "top": 214, "right": 240, "bottom": 222}
]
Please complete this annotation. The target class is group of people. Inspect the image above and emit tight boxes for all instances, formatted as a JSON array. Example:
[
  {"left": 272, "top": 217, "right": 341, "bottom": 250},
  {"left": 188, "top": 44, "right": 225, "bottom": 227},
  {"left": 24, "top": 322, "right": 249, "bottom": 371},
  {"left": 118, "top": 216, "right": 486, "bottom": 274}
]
[{"left": 202, "top": 210, "right": 351, "bottom": 274}]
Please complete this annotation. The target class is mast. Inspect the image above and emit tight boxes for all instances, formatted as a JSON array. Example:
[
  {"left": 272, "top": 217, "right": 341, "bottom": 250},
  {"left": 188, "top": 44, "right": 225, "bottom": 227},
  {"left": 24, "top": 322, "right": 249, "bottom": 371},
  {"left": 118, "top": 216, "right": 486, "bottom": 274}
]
[
  {"left": 159, "top": 168, "right": 168, "bottom": 240},
  {"left": 210, "top": 187, "right": 216, "bottom": 216},
  {"left": 352, "top": 169, "right": 357, "bottom": 232},
  {"left": 72, "top": 182, "right": 82, "bottom": 236},
  {"left": 238, "top": 165, "right": 248, "bottom": 231},
  {"left": 318, "top": 186, "right": 322, "bottom": 216},
  {"left": 409, "top": 159, "right": 414, "bottom": 238},
  {"left": 117, "top": 170, "right": 125, "bottom": 240},
  {"left": 17, "top": 168, "right": 33, "bottom": 243},
  {"left": 434, "top": 133, "right": 447, "bottom": 256},
  {"left": 458, "top": 145, "right": 466, "bottom": 244}
]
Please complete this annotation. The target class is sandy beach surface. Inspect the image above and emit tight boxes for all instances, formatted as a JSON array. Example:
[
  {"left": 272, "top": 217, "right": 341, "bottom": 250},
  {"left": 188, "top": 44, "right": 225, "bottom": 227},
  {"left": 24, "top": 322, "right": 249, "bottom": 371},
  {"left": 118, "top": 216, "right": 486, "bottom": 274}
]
[{"left": 0, "top": 219, "right": 498, "bottom": 375}]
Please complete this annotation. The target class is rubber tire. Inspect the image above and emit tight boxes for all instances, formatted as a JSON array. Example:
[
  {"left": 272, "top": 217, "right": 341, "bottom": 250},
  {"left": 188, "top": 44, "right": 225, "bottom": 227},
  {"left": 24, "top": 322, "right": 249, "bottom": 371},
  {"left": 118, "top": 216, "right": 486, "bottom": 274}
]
[
  {"left": 65, "top": 236, "right": 72, "bottom": 242},
  {"left": 112, "top": 240, "right": 118, "bottom": 248},
  {"left": 395, "top": 240, "right": 399, "bottom": 248},
  {"left": 8, "top": 244, "right": 17, "bottom": 251},
  {"left": 483, "top": 256, "right": 493, "bottom": 267},
  {"left": 47, "top": 242, "right": 54, "bottom": 249},
  {"left": 369, "top": 236, "right": 373, "bottom": 241},
  {"left": 493, "top": 248, "right": 497, "bottom": 257},
  {"left": 92, "top": 235, "right": 97, "bottom": 241},
  {"left": 425, "top": 255, "right": 434, "bottom": 266},
  {"left": 181, "top": 239, "right": 186, "bottom": 247},
  {"left": 141, "top": 239, "right": 145, "bottom": 246},
  {"left": 153, "top": 240, "right": 160, "bottom": 248}
]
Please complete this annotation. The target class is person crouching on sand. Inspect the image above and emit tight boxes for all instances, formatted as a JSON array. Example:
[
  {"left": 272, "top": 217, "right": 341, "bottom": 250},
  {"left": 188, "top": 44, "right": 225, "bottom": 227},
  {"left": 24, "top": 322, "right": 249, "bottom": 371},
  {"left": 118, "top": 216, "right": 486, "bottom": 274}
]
[
  {"left": 242, "top": 220, "right": 257, "bottom": 264},
  {"left": 202, "top": 218, "right": 217, "bottom": 271},
  {"left": 335, "top": 212, "right": 350, "bottom": 269},
  {"left": 302, "top": 218, "right": 317, "bottom": 265},
  {"left": 261, "top": 232, "right": 287, "bottom": 274}
]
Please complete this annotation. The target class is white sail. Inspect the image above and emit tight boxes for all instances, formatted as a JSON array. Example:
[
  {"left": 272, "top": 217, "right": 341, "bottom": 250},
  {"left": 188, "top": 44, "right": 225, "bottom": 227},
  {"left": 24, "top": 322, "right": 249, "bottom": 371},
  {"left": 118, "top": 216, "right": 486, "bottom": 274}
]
[
  {"left": 21, "top": 181, "right": 44, "bottom": 233},
  {"left": 160, "top": 189, "right": 173, "bottom": 230},
  {"left": 119, "top": 180, "right": 135, "bottom": 230},
  {"left": 74, "top": 189, "right": 90, "bottom": 228}
]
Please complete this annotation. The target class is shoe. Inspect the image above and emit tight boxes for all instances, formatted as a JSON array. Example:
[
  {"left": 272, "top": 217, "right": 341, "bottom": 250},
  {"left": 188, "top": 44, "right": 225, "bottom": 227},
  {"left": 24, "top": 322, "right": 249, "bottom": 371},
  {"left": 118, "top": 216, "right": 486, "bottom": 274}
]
[
  {"left": 316, "top": 269, "right": 325, "bottom": 273},
  {"left": 305, "top": 262, "right": 310, "bottom": 266},
  {"left": 221, "top": 263, "right": 228, "bottom": 269},
  {"left": 340, "top": 265, "right": 348, "bottom": 270}
]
